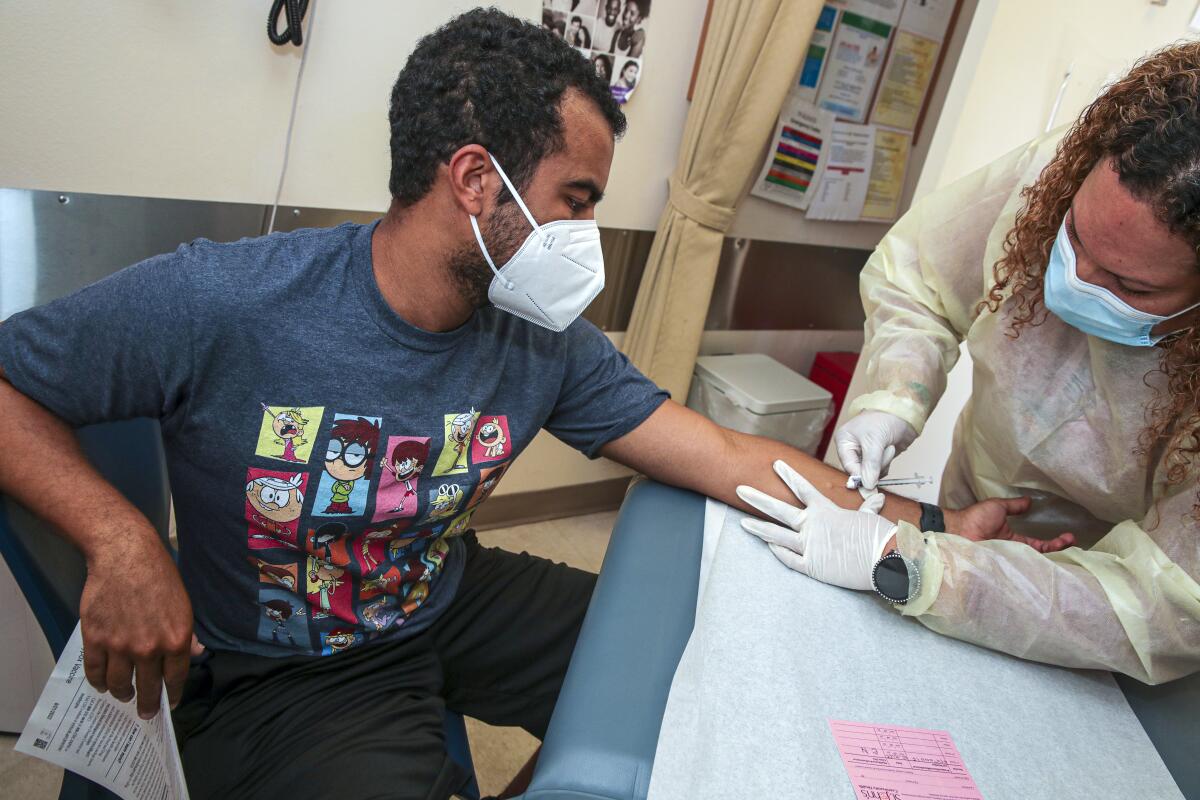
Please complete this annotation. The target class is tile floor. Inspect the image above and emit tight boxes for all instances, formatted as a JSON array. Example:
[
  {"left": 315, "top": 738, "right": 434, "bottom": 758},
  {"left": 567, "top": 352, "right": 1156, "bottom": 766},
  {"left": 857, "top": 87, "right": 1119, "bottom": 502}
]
[{"left": 0, "top": 510, "right": 618, "bottom": 799}]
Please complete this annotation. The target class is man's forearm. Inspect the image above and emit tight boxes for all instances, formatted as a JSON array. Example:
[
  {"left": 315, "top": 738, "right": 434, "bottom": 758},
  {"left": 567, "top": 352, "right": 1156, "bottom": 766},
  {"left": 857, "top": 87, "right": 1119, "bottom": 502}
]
[
  {"left": 719, "top": 427, "right": 925, "bottom": 528},
  {"left": 0, "top": 373, "right": 158, "bottom": 560},
  {"left": 601, "top": 401, "right": 934, "bottom": 530}
]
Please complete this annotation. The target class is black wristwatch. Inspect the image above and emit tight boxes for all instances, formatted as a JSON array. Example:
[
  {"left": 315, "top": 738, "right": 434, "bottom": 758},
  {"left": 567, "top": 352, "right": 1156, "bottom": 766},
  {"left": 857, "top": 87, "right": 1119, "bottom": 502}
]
[{"left": 871, "top": 551, "right": 920, "bottom": 605}]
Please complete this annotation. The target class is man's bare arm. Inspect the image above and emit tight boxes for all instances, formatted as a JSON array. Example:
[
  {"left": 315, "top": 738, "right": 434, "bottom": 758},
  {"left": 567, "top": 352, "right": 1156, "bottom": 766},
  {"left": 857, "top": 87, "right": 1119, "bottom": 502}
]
[
  {"left": 600, "top": 401, "right": 927, "bottom": 527},
  {"left": 0, "top": 365, "right": 192, "bottom": 718},
  {"left": 603, "top": 400, "right": 1071, "bottom": 553}
]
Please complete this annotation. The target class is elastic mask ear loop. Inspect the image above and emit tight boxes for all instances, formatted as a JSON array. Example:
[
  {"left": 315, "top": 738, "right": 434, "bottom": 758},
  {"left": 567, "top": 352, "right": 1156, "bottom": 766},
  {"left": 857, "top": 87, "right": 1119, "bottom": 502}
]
[
  {"left": 470, "top": 214, "right": 514, "bottom": 291},
  {"left": 487, "top": 154, "right": 542, "bottom": 235}
]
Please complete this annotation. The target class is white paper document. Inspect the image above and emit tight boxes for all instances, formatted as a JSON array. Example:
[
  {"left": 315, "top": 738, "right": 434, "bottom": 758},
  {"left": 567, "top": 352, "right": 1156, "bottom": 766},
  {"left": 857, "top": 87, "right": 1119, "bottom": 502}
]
[
  {"left": 17, "top": 623, "right": 190, "bottom": 800},
  {"left": 806, "top": 121, "right": 876, "bottom": 220}
]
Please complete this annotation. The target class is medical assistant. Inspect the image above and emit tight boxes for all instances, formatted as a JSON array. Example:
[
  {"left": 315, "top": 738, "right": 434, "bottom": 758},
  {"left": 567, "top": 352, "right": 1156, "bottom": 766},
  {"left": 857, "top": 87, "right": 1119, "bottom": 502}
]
[{"left": 851, "top": 132, "right": 1200, "bottom": 684}]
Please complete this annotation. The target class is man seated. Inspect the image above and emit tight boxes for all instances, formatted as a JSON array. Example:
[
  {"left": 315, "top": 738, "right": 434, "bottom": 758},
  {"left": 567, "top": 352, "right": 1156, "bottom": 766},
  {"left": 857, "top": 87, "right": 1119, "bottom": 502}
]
[{"left": 0, "top": 9, "right": 1037, "bottom": 800}]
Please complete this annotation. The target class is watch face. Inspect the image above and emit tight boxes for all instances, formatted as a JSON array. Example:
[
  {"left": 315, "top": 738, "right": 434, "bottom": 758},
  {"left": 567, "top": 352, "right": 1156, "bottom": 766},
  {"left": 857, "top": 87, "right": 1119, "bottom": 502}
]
[{"left": 874, "top": 556, "right": 909, "bottom": 602}]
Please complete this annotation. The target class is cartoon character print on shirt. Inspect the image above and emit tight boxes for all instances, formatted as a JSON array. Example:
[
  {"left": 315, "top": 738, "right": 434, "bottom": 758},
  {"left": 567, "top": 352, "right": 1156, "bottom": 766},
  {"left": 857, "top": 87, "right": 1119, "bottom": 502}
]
[
  {"left": 353, "top": 521, "right": 413, "bottom": 575},
  {"left": 423, "top": 483, "right": 465, "bottom": 524},
  {"left": 321, "top": 628, "right": 363, "bottom": 655},
  {"left": 360, "top": 596, "right": 403, "bottom": 632},
  {"left": 258, "top": 587, "right": 307, "bottom": 648},
  {"left": 245, "top": 468, "right": 309, "bottom": 550},
  {"left": 402, "top": 580, "right": 431, "bottom": 617},
  {"left": 359, "top": 564, "right": 404, "bottom": 601},
  {"left": 470, "top": 416, "right": 510, "bottom": 465},
  {"left": 250, "top": 556, "right": 300, "bottom": 593},
  {"left": 444, "top": 510, "right": 475, "bottom": 538},
  {"left": 306, "top": 555, "right": 353, "bottom": 623},
  {"left": 255, "top": 404, "right": 324, "bottom": 464},
  {"left": 373, "top": 436, "right": 430, "bottom": 522},
  {"left": 354, "top": 524, "right": 450, "bottom": 631},
  {"left": 313, "top": 414, "right": 382, "bottom": 516},
  {"left": 306, "top": 521, "right": 354, "bottom": 568},
  {"left": 468, "top": 461, "right": 510, "bottom": 508},
  {"left": 432, "top": 409, "right": 480, "bottom": 476},
  {"left": 420, "top": 535, "right": 451, "bottom": 578}
]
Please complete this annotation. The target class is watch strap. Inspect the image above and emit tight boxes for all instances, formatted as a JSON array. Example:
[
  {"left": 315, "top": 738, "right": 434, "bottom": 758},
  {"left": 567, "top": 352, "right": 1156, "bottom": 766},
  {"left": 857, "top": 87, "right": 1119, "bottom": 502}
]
[{"left": 919, "top": 502, "right": 946, "bottom": 533}]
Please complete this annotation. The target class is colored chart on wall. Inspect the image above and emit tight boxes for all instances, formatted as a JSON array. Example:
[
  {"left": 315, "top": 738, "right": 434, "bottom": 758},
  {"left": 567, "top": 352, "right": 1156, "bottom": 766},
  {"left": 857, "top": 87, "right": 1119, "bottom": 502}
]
[{"left": 751, "top": 97, "right": 835, "bottom": 211}]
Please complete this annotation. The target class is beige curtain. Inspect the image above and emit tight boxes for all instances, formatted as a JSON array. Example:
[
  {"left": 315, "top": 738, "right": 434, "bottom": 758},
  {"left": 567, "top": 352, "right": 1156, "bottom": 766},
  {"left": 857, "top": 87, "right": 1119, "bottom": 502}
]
[{"left": 621, "top": 0, "right": 822, "bottom": 400}]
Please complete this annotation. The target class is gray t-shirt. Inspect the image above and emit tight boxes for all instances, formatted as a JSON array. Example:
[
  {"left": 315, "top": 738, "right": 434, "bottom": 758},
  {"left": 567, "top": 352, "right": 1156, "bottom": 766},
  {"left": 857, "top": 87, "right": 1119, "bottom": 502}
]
[{"left": 0, "top": 221, "right": 667, "bottom": 657}]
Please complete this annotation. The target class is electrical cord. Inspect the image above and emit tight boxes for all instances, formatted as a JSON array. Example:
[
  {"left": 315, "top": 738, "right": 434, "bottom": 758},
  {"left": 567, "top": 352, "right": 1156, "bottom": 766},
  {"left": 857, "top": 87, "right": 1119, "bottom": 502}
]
[
  {"left": 268, "top": 0, "right": 310, "bottom": 46},
  {"left": 266, "top": 0, "right": 317, "bottom": 234}
]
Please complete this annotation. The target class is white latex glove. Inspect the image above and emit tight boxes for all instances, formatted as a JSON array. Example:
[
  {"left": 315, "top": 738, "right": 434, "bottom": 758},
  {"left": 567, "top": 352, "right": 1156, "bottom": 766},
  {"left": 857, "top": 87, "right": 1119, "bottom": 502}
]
[
  {"left": 736, "top": 460, "right": 898, "bottom": 591},
  {"left": 834, "top": 411, "right": 917, "bottom": 490}
]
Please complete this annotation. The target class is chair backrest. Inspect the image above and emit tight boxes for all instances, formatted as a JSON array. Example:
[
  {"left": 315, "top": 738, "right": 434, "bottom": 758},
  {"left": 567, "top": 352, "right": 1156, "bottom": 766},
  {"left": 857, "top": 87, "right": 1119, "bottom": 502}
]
[{"left": 0, "top": 417, "right": 170, "bottom": 658}]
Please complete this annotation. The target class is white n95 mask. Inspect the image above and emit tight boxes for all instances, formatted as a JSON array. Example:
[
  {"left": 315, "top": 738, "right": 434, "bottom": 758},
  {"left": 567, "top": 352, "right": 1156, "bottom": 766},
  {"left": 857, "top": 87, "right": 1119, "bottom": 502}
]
[
  {"left": 1044, "top": 217, "right": 1200, "bottom": 347},
  {"left": 469, "top": 153, "right": 605, "bottom": 333}
]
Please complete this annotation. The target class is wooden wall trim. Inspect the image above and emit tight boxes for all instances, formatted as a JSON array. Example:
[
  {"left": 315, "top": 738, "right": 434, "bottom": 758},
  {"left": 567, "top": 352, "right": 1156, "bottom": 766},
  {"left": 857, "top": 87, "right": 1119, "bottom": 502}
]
[{"left": 471, "top": 477, "right": 634, "bottom": 531}]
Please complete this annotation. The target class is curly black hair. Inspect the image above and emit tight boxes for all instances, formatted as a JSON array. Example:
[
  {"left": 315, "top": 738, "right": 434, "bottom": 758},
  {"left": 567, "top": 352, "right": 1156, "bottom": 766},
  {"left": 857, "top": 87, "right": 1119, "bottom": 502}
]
[{"left": 388, "top": 8, "right": 626, "bottom": 207}]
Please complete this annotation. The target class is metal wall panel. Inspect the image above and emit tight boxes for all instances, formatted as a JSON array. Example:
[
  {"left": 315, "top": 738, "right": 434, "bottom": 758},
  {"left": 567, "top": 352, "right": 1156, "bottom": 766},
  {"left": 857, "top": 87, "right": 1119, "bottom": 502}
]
[
  {"left": 704, "top": 238, "right": 869, "bottom": 331},
  {"left": 0, "top": 189, "right": 265, "bottom": 316},
  {"left": 2, "top": 189, "right": 861, "bottom": 335}
]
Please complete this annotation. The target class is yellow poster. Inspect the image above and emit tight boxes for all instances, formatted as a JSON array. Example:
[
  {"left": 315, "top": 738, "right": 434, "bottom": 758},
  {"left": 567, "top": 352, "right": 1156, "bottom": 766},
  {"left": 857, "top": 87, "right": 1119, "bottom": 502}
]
[
  {"left": 861, "top": 129, "right": 911, "bottom": 222},
  {"left": 871, "top": 30, "right": 940, "bottom": 131}
]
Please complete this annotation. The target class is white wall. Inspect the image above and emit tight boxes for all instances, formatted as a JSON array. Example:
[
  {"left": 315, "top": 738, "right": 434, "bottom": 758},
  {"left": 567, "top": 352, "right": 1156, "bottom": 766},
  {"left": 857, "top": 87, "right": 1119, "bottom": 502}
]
[
  {"left": 919, "top": 0, "right": 1200, "bottom": 195},
  {"left": 0, "top": 0, "right": 708, "bottom": 231},
  {"left": 1, "top": 0, "right": 709, "bottom": 496}
]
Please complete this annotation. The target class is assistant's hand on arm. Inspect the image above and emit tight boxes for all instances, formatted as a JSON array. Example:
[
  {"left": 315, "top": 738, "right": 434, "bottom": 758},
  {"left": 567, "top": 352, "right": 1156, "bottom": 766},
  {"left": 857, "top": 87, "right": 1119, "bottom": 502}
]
[
  {"left": 0, "top": 370, "right": 193, "bottom": 718},
  {"left": 736, "top": 461, "right": 1074, "bottom": 592},
  {"left": 833, "top": 410, "right": 916, "bottom": 490}
]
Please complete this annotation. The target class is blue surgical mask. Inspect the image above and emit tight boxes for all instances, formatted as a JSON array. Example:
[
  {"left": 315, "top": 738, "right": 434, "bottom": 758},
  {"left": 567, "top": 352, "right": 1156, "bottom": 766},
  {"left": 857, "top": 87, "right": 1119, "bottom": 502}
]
[{"left": 1043, "top": 218, "right": 1199, "bottom": 347}]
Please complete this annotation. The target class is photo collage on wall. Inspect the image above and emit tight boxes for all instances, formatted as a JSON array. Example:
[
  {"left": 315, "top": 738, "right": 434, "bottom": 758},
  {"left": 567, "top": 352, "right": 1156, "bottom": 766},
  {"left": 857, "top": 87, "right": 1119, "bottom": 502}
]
[{"left": 543, "top": 0, "right": 649, "bottom": 105}]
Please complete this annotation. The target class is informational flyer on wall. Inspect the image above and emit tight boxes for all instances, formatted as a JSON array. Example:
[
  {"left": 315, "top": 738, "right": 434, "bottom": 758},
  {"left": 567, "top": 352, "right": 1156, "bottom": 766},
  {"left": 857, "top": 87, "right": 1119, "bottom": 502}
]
[
  {"left": 751, "top": 98, "right": 836, "bottom": 211},
  {"left": 870, "top": 0, "right": 955, "bottom": 130},
  {"left": 814, "top": 0, "right": 902, "bottom": 123},
  {"left": 861, "top": 127, "right": 911, "bottom": 221},
  {"left": 791, "top": 2, "right": 845, "bottom": 105},
  {"left": 543, "top": 0, "right": 650, "bottom": 105},
  {"left": 17, "top": 624, "right": 190, "bottom": 800},
  {"left": 806, "top": 121, "right": 876, "bottom": 221},
  {"left": 894, "top": 0, "right": 955, "bottom": 42}
]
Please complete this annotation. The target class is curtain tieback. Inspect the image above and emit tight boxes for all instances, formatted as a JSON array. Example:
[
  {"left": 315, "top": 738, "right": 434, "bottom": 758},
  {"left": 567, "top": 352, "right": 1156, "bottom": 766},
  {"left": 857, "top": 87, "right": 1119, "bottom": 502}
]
[{"left": 668, "top": 176, "right": 736, "bottom": 233}]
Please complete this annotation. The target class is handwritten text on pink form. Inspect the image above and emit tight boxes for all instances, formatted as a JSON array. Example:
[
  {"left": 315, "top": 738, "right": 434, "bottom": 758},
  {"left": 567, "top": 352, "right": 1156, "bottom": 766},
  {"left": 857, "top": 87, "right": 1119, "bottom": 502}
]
[{"left": 829, "top": 719, "right": 985, "bottom": 800}]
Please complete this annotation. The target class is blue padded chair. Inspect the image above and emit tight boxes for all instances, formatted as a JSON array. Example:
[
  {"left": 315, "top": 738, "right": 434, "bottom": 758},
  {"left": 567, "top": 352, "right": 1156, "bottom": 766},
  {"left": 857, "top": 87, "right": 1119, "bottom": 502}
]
[{"left": 0, "top": 418, "right": 479, "bottom": 800}]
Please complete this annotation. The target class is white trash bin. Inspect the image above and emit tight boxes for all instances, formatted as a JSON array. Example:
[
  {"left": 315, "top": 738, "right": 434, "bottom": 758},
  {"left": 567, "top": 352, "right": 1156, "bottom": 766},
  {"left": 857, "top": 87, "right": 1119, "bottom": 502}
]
[{"left": 686, "top": 353, "right": 833, "bottom": 455}]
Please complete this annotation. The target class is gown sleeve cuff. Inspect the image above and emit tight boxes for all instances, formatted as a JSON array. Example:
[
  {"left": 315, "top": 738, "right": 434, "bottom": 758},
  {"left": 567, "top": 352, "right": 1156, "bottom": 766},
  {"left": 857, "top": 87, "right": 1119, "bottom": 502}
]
[
  {"left": 846, "top": 391, "right": 929, "bottom": 436},
  {"left": 893, "top": 521, "right": 944, "bottom": 617}
]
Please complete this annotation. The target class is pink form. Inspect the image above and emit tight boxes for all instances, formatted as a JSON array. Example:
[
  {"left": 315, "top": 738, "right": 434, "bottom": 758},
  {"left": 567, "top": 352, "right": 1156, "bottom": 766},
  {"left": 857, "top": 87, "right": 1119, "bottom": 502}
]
[{"left": 829, "top": 719, "right": 985, "bottom": 800}]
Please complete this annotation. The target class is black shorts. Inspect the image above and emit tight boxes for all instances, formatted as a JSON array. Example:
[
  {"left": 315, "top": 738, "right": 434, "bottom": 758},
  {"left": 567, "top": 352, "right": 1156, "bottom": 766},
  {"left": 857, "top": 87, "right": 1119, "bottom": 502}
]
[{"left": 173, "top": 531, "right": 596, "bottom": 800}]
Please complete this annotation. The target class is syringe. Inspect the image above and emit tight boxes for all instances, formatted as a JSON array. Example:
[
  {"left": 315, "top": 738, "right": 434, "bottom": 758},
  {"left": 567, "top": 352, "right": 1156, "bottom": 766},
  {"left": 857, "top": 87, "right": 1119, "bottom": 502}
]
[{"left": 845, "top": 474, "right": 933, "bottom": 491}]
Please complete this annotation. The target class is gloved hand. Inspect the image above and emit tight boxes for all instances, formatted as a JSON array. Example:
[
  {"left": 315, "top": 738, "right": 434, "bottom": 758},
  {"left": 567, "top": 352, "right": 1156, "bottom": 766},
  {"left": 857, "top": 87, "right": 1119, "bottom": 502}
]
[
  {"left": 736, "top": 460, "right": 898, "bottom": 591},
  {"left": 834, "top": 411, "right": 917, "bottom": 490}
]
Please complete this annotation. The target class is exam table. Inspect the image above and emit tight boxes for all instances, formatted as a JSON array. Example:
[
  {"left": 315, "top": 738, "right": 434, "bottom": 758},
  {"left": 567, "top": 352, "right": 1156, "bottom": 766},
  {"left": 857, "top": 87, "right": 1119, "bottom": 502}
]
[{"left": 517, "top": 479, "right": 1200, "bottom": 800}]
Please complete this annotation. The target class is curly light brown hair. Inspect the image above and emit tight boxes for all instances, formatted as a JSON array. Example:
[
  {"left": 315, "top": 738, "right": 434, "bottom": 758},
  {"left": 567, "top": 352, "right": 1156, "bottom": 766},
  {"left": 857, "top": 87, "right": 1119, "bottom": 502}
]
[{"left": 981, "top": 41, "right": 1200, "bottom": 518}]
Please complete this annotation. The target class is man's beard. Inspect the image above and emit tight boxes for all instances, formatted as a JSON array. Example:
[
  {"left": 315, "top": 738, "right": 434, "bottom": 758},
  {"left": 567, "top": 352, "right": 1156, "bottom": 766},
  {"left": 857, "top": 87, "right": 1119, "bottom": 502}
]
[{"left": 446, "top": 202, "right": 528, "bottom": 308}]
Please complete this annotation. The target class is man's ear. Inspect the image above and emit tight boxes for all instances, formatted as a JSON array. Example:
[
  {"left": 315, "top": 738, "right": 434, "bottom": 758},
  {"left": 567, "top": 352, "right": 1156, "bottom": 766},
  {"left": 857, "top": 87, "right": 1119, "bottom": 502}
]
[{"left": 446, "top": 145, "right": 492, "bottom": 217}]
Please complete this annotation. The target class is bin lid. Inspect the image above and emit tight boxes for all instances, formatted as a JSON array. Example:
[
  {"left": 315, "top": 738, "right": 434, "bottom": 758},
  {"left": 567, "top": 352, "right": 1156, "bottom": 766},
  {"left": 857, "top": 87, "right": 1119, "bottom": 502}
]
[{"left": 693, "top": 354, "right": 833, "bottom": 416}]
